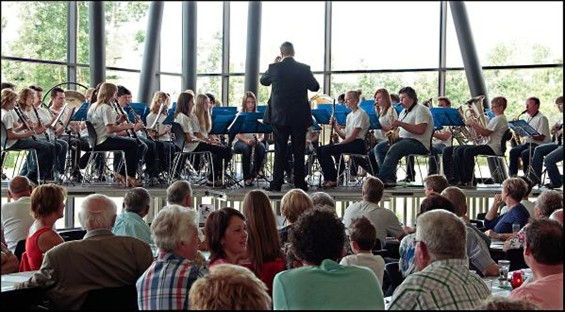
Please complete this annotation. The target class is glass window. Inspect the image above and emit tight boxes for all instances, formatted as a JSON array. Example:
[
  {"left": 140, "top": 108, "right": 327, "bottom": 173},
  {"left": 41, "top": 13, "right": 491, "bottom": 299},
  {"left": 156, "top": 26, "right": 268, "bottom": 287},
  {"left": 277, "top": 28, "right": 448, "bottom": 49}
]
[
  {"left": 229, "top": 2, "right": 248, "bottom": 73},
  {"left": 160, "top": 2, "right": 183, "bottom": 74},
  {"left": 106, "top": 70, "right": 141, "bottom": 102},
  {"left": 228, "top": 76, "right": 245, "bottom": 108},
  {"left": 1, "top": 2, "right": 68, "bottom": 62},
  {"left": 160, "top": 74, "right": 182, "bottom": 102},
  {"left": 197, "top": 75, "right": 222, "bottom": 102},
  {"left": 260, "top": 2, "right": 325, "bottom": 72},
  {"left": 197, "top": 1, "right": 223, "bottom": 74},
  {"left": 1, "top": 61, "right": 67, "bottom": 93},
  {"left": 447, "top": 2, "right": 563, "bottom": 67},
  {"left": 332, "top": 2, "right": 440, "bottom": 71}
]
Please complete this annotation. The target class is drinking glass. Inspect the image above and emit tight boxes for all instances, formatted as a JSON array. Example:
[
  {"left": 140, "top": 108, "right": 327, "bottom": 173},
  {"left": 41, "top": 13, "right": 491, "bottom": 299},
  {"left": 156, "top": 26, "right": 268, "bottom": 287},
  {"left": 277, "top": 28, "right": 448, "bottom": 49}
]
[
  {"left": 498, "top": 260, "right": 511, "bottom": 287},
  {"left": 512, "top": 223, "right": 520, "bottom": 234}
]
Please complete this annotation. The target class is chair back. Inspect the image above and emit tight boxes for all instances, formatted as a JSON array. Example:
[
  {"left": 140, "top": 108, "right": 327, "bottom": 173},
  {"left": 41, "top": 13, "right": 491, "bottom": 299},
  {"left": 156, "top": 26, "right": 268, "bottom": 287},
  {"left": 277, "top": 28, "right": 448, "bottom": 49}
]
[
  {"left": 500, "top": 129, "right": 513, "bottom": 155},
  {"left": 81, "top": 285, "right": 138, "bottom": 310},
  {"left": 85, "top": 121, "right": 98, "bottom": 149},
  {"left": 171, "top": 122, "right": 186, "bottom": 151},
  {"left": 14, "top": 239, "right": 26, "bottom": 261},
  {"left": 384, "top": 261, "right": 404, "bottom": 297},
  {"left": 58, "top": 228, "right": 87, "bottom": 241}
]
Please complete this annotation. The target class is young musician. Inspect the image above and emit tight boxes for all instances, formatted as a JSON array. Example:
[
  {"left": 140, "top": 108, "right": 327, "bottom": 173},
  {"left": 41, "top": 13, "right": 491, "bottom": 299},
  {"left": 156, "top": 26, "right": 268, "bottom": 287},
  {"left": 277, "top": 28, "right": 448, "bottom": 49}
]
[
  {"left": 233, "top": 91, "right": 267, "bottom": 187},
  {"left": 1, "top": 88, "right": 54, "bottom": 185},
  {"left": 146, "top": 91, "right": 174, "bottom": 178},
  {"left": 317, "top": 90, "right": 369, "bottom": 188},
  {"left": 85, "top": 82, "right": 141, "bottom": 187}
]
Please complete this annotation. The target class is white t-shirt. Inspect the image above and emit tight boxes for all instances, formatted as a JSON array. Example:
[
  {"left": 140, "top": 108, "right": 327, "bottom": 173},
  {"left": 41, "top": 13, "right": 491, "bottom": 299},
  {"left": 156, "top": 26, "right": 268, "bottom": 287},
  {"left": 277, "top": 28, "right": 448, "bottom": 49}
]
[
  {"left": 340, "top": 253, "right": 385, "bottom": 286},
  {"left": 345, "top": 108, "right": 369, "bottom": 140},
  {"left": 432, "top": 127, "right": 453, "bottom": 147},
  {"left": 374, "top": 107, "right": 398, "bottom": 143},
  {"left": 174, "top": 113, "right": 199, "bottom": 152},
  {"left": 524, "top": 112, "right": 551, "bottom": 144},
  {"left": 398, "top": 103, "right": 434, "bottom": 151},
  {"left": 87, "top": 103, "right": 117, "bottom": 145},
  {"left": 1, "top": 109, "right": 18, "bottom": 149},
  {"left": 486, "top": 114, "right": 509, "bottom": 155},
  {"left": 146, "top": 112, "right": 171, "bottom": 141},
  {"left": 28, "top": 106, "right": 55, "bottom": 141},
  {"left": 1, "top": 197, "right": 34, "bottom": 253}
]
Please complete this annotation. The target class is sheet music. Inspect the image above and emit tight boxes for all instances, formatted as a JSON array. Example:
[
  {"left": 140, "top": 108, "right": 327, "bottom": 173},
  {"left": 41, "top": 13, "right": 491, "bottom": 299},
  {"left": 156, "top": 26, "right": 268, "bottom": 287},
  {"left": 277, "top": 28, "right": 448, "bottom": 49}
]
[{"left": 150, "top": 103, "right": 165, "bottom": 129}]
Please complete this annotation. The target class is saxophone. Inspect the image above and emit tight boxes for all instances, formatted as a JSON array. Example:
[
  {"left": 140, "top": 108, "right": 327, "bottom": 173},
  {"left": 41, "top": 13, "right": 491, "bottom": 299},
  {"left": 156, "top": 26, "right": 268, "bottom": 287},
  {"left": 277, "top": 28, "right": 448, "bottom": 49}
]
[{"left": 510, "top": 110, "right": 527, "bottom": 147}]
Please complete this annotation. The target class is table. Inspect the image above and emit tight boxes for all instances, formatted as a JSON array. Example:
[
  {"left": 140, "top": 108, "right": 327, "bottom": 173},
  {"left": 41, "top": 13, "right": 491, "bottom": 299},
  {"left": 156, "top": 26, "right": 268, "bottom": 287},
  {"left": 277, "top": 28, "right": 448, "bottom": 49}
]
[
  {"left": 1, "top": 270, "right": 36, "bottom": 292},
  {"left": 1, "top": 270, "right": 46, "bottom": 309}
]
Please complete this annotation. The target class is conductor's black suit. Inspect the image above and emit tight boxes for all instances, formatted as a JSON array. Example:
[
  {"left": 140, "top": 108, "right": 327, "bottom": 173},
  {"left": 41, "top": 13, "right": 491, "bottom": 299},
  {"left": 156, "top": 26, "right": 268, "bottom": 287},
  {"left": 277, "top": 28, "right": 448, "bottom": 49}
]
[{"left": 260, "top": 57, "right": 320, "bottom": 191}]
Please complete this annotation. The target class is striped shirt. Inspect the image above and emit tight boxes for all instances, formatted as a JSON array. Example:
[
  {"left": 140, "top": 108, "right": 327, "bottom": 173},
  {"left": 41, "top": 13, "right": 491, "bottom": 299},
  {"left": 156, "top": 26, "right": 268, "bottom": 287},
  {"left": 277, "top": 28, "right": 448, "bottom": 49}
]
[
  {"left": 388, "top": 259, "right": 490, "bottom": 310},
  {"left": 136, "top": 252, "right": 207, "bottom": 310}
]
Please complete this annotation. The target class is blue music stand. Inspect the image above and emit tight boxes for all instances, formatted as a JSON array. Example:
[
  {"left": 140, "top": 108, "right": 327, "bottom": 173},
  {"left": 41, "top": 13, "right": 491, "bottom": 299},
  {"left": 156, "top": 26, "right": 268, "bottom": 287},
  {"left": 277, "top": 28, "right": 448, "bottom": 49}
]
[
  {"left": 430, "top": 107, "right": 464, "bottom": 129},
  {"left": 358, "top": 100, "right": 381, "bottom": 130},
  {"left": 210, "top": 112, "right": 237, "bottom": 135},
  {"left": 334, "top": 105, "right": 351, "bottom": 126},
  {"left": 130, "top": 103, "right": 149, "bottom": 124},
  {"left": 509, "top": 120, "right": 540, "bottom": 137},
  {"left": 359, "top": 100, "right": 375, "bottom": 111},
  {"left": 311, "top": 108, "right": 331, "bottom": 125},
  {"left": 70, "top": 102, "right": 90, "bottom": 121},
  {"left": 162, "top": 109, "right": 175, "bottom": 125},
  {"left": 212, "top": 106, "right": 237, "bottom": 115},
  {"left": 394, "top": 103, "right": 404, "bottom": 115},
  {"left": 257, "top": 105, "right": 268, "bottom": 114},
  {"left": 311, "top": 116, "right": 322, "bottom": 131},
  {"left": 238, "top": 112, "right": 272, "bottom": 134}
]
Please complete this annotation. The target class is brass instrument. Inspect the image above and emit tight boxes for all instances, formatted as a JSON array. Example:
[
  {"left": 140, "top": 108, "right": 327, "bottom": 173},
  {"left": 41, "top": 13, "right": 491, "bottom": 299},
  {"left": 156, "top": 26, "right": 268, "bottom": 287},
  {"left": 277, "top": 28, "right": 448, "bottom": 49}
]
[
  {"left": 551, "top": 123, "right": 563, "bottom": 145},
  {"left": 510, "top": 110, "right": 528, "bottom": 147},
  {"left": 456, "top": 95, "right": 488, "bottom": 145},
  {"left": 386, "top": 127, "right": 400, "bottom": 146},
  {"left": 422, "top": 98, "right": 433, "bottom": 108}
]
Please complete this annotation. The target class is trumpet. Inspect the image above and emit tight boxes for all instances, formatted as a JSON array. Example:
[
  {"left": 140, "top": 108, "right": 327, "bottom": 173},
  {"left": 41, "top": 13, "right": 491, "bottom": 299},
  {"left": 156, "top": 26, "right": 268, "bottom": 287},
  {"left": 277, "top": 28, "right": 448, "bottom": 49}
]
[{"left": 14, "top": 104, "right": 38, "bottom": 141}]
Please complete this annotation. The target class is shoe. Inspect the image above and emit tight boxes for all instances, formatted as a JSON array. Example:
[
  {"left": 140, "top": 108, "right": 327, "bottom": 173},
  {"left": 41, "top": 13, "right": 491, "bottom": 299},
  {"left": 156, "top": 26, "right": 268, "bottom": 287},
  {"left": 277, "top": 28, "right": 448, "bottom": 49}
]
[
  {"left": 127, "top": 177, "right": 142, "bottom": 187},
  {"left": 321, "top": 180, "right": 337, "bottom": 189},
  {"left": 206, "top": 180, "right": 223, "bottom": 187},
  {"left": 458, "top": 181, "right": 474, "bottom": 189},
  {"left": 114, "top": 174, "right": 126, "bottom": 186},
  {"left": 244, "top": 179, "right": 255, "bottom": 187},
  {"left": 263, "top": 185, "right": 281, "bottom": 192},
  {"left": 383, "top": 182, "right": 397, "bottom": 188},
  {"left": 398, "top": 177, "right": 414, "bottom": 183},
  {"left": 542, "top": 183, "right": 559, "bottom": 189}
]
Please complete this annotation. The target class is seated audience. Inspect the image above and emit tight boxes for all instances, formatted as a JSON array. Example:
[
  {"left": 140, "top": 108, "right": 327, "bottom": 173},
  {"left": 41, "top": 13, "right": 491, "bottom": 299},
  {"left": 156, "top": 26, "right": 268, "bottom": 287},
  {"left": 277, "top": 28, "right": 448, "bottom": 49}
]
[
  {"left": 550, "top": 208, "right": 563, "bottom": 224},
  {"left": 136, "top": 204, "right": 207, "bottom": 310},
  {"left": 189, "top": 263, "right": 271, "bottom": 310},
  {"left": 18, "top": 194, "right": 153, "bottom": 310},
  {"left": 241, "top": 190, "right": 285, "bottom": 296},
  {"left": 499, "top": 176, "right": 535, "bottom": 217},
  {"left": 339, "top": 216, "right": 385, "bottom": 285},
  {"left": 166, "top": 180, "right": 193, "bottom": 208},
  {"left": 112, "top": 187, "right": 153, "bottom": 244},
  {"left": 343, "top": 177, "right": 408, "bottom": 249},
  {"left": 509, "top": 218, "right": 563, "bottom": 310},
  {"left": 206, "top": 207, "right": 248, "bottom": 267},
  {"left": 19, "top": 184, "right": 66, "bottom": 272},
  {"left": 484, "top": 177, "right": 531, "bottom": 237},
  {"left": 389, "top": 210, "right": 490, "bottom": 310},
  {"left": 441, "top": 186, "right": 499, "bottom": 277},
  {"left": 477, "top": 296, "right": 538, "bottom": 310},
  {"left": 273, "top": 208, "right": 385, "bottom": 310},
  {"left": 310, "top": 191, "right": 336, "bottom": 210},
  {"left": 1, "top": 176, "right": 34, "bottom": 252},
  {"left": 399, "top": 193, "right": 455, "bottom": 277},
  {"left": 423, "top": 174, "right": 449, "bottom": 196},
  {"left": 278, "top": 188, "right": 314, "bottom": 246},
  {"left": 1, "top": 228, "right": 19, "bottom": 274}
]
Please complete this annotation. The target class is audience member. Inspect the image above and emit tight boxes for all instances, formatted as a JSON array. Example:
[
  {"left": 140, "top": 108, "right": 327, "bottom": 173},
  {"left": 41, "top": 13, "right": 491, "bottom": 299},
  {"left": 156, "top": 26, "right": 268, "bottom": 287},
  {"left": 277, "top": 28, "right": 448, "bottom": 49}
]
[
  {"left": 112, "top": 187, "right": 153, "bottom": 244},
  {"left": 19, "top": 194, "right": 153, "bottom": 310},
  {"left": 189, "top": 263, "right": 271, "bottom": 310},
  {"left": 206, "top": 207, "right": 248, "bottom": 267},
  {"left": 310, "top": 191, "right": 336, "bottom": 209},
  {"left": 343, "top": 177, "right": 408, "bottom": 249},
  {"left": 509, "top": 218, "right": 563, "bottom": 310},
  {"left": 550, "top": 208, "right": 563, "bottom": 224},
  {"left": 477, "top": 296, "right": 538, "bottom": 310},
  {"left": 19, "top": 184, "right": 66, "bottom": 272},
  {"left": 278, "top": 188, "right": 314, "bottom": 245},
  {"left": 166, "top": 180, "right": 193, "bottom": 208},
  {"left": 441, "top": 186, "right": 499, "bottom": 277},
  {"left": 1, "top": 176, "right": 34, "bottom": 252},
  {"left": 273, "top": 208, "right": 384, "bottom": 310},
  {"left": 241, "top": 190, "right": 285, "bottom": 296},
  {"left": 500, "top": 176, "right": 535, "bottom": 217},
  {"left": 136, "top": 205, "right": 206, "bottom": 310},
  {"left": 1, "top": 227, "right": 19, "bottom": 274},
  {"left": 339, "top": 216, "right": 385, "bottom": 285},
  {"left": 389, "top": 210, "right": 490, "bottom": 310},
  {"left": 399, "top": 193, "right": 455, "bottom": 277},
  {"left": 423, "top": 174, "right": 448, "bottom": 196},
  {"left": 484, "top": 177, "right": 531, "bottom": 237}
]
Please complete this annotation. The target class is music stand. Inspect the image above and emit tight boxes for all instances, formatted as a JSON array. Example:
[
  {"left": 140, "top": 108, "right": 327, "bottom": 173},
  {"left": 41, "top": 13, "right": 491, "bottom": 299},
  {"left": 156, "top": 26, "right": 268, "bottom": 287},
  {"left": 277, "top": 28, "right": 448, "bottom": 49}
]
[
  {"left": 430, "top": 107, "right": 465, "bottom": 147},
  {"left": 334, "top": 105, "right": 351, "bottom": 127},
  {"left": 311, "top": 108, "right": 331, "bottom": 126},
  {"left": 162, "top": 109, "right": 175, "bottom": 125},
  {"left": 359, "top": 101, "right": 382, "bottom": 130},
  {"left": 509, "top": 120, "right": 541, "bottom": 181},
  {"left": 70, "top": 102, "right": 90, "bottom": 122},
  {"left": 212, "top": 106, "right": 237, "bottom": 115}
]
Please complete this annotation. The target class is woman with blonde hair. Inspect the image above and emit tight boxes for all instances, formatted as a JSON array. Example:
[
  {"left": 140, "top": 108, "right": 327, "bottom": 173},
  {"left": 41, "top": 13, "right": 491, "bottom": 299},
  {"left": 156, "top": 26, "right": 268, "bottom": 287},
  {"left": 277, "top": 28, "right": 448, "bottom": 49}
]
[
  {"left": 19, "top": 184, "right": 66, "bottom": 271},
  {"left": 146, "top": 91, "right": 174, "bottom": 175},
  {"left": 365, "top": 88, "right": 398, "bottom": 174},
  {"left": 233, "top": 91, "right": 267, "bottom": 186},
  {"left": 85, "top": 82, "right": 141, "bottom": 187},
  {"left": 241, "top": 190, "right": 285, "bottom": 295}
]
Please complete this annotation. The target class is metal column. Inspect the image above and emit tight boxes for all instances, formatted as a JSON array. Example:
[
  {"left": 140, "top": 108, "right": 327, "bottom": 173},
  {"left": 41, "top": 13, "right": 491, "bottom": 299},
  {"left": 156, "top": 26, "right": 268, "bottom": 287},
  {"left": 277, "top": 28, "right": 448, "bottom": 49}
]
[
  {"left": 67, "top": 1, "right": 78, "bottom": 87},
  {"left": 244, "top": 1, "right": 261, "bottom": 96},
  {"left": 138, "top": 1, "right": 164, "bottom": 104},
  {"left": 182, "top": 1, "right": 197, "bottom": 92},
  {"left": 88, "top": 1, "right": 106, "bottom": 86},
  {"left": 323, "top": 1, "right": 332, "bottom": 95}
]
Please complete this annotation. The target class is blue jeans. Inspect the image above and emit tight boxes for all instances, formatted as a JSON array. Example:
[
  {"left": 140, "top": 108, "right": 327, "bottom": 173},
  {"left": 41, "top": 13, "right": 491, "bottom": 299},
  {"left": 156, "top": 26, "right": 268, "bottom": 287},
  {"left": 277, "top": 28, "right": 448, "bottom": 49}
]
[
  {"left": 11, "top": 138, "right": 55, "bottom": 181},
  {"left": 454, "top": 145, "right": 495, "bottom": 183},
  {"left": 317, "top": 139, "right": 365, "bottom": 182},
  {"left": 544, "top": 146, "right": 563, "bottom": 187},
  {"left": 509, "top": 143, "right": 537, "bottom": 176},
  {"left": 527, "top": 143, "right": 559, "bottom": 185},
  {"left": 374, "top": 138, "right": 429, "bottom": 183},
  {"left": 21, "top": 138, "right": 68, "bottom": 176},
  {"left": 234, "top": 140, "right": 267, "bottom": 180}
]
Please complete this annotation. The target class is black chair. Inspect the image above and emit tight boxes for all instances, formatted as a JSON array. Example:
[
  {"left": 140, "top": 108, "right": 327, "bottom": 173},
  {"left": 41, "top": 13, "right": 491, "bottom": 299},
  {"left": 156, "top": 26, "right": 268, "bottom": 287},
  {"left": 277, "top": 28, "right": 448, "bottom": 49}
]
[
  {"left": 383, "top": 262, "right": 404, "bottom": 297},
  {"left": 81, "top": 285, "right": 138, "bottom": 310},
  {"left": 58, "top": 228, "right": 86, "bottom": 241},
  {"left": 476, "top": 129, "right": 513, "bottom": 184},
  {"left": 506, "top": 248, "right": 528, "bottom": 271},
  {"left": 169, "top": 122, "right": 214, "bottom": 185},
  {"left": 14, "top": 239, "right": 26, "bottom": 262}
]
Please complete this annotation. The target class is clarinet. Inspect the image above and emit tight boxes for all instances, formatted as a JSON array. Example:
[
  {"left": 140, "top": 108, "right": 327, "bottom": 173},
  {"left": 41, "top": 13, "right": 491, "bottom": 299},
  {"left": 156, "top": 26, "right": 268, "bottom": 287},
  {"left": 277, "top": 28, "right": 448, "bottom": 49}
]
[
  {"left": 13, "top": 104, "right": 38, "bottom": 141},
  {"left": 32, "top": 105, "right": 51, "bottom": 141},
  {"left": 126, "top": 105, "right": 153, "bottom": 141},
  {"left": 112, "top": 100, "right": 141, "bottom": 144},
  {"left": 251, "top": 134, "right": 258, "bottom": 177}
]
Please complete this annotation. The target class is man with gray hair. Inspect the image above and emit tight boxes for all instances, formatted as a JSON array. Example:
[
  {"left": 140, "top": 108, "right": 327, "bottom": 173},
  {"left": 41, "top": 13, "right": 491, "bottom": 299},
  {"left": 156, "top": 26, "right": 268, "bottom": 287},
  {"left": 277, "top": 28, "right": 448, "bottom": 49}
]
[
  {"left": 342, "top": 177, "right": 408, "bottom": 249},
  {"left": 389, "top": 210, "right": 490, "bottom": 310},
  {"left": 137, "top": 204, "right": 207, "bottom": 309},
  {"left": 19, "top": 194, "right": 153, "bottom": 310},
  {"left": 550, "top": 208, "right": 563, "bottom": 224},
  {"left": 1, "top": 176, "right": 34, "bottom": 252},
  {"left": 112, "top": 187, "right": 153, "bottom": 244},
  {"left": 166, "top": 180, "right": 193, "bottom": 207}
]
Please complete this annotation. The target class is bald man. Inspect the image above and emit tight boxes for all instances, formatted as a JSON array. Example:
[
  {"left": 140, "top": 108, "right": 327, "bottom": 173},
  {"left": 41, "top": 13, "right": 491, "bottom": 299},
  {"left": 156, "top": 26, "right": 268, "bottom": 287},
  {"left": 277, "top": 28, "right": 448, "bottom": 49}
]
[
  {"left": 1, "top": 176, "right": 34, "bottom": 252},
  {"left": 550, "top": 209, "right": 563, "bottom": 225},
  {"left": 19, "top": 194, "right": 153, "bottom": 310}
]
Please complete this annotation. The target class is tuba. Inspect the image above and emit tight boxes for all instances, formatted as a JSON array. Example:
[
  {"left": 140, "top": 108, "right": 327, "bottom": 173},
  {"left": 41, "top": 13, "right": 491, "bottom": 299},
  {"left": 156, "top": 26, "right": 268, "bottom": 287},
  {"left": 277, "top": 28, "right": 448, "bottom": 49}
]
[{"left": 456, "top": 95, "right": 489, "bottom": 145}]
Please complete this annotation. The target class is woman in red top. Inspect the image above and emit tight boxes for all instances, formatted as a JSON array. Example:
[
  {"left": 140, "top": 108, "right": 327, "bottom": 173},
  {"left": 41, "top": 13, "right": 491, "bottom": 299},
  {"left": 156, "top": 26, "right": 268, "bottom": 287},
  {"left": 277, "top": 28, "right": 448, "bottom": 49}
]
[
  {"left": 19, "top": 184, "right": 66, "bottom": 271},
  {"left": 241, "top": 190, "right": 286, "bottom": 296},
  {"left": 205, "top": 208, "right": 248, "bottom": 268}
]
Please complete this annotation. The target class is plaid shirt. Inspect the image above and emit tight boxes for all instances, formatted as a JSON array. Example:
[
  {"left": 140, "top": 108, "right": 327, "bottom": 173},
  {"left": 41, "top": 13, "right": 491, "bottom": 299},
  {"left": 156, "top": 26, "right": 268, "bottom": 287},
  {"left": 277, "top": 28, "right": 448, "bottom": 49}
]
[
  {"left": 388, "top": 258, "right": 490, "bottom": 310},
  {"left": 136, "top": 252, "right": 207, "bottom": 310}
]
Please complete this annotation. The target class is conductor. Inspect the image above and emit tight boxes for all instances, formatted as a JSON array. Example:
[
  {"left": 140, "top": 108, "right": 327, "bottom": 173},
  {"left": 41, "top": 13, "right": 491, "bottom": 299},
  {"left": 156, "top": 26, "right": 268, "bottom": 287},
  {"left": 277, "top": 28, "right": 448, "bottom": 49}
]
[{"left": 260, "top": 41, "right": 320, "bottom": 192}]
